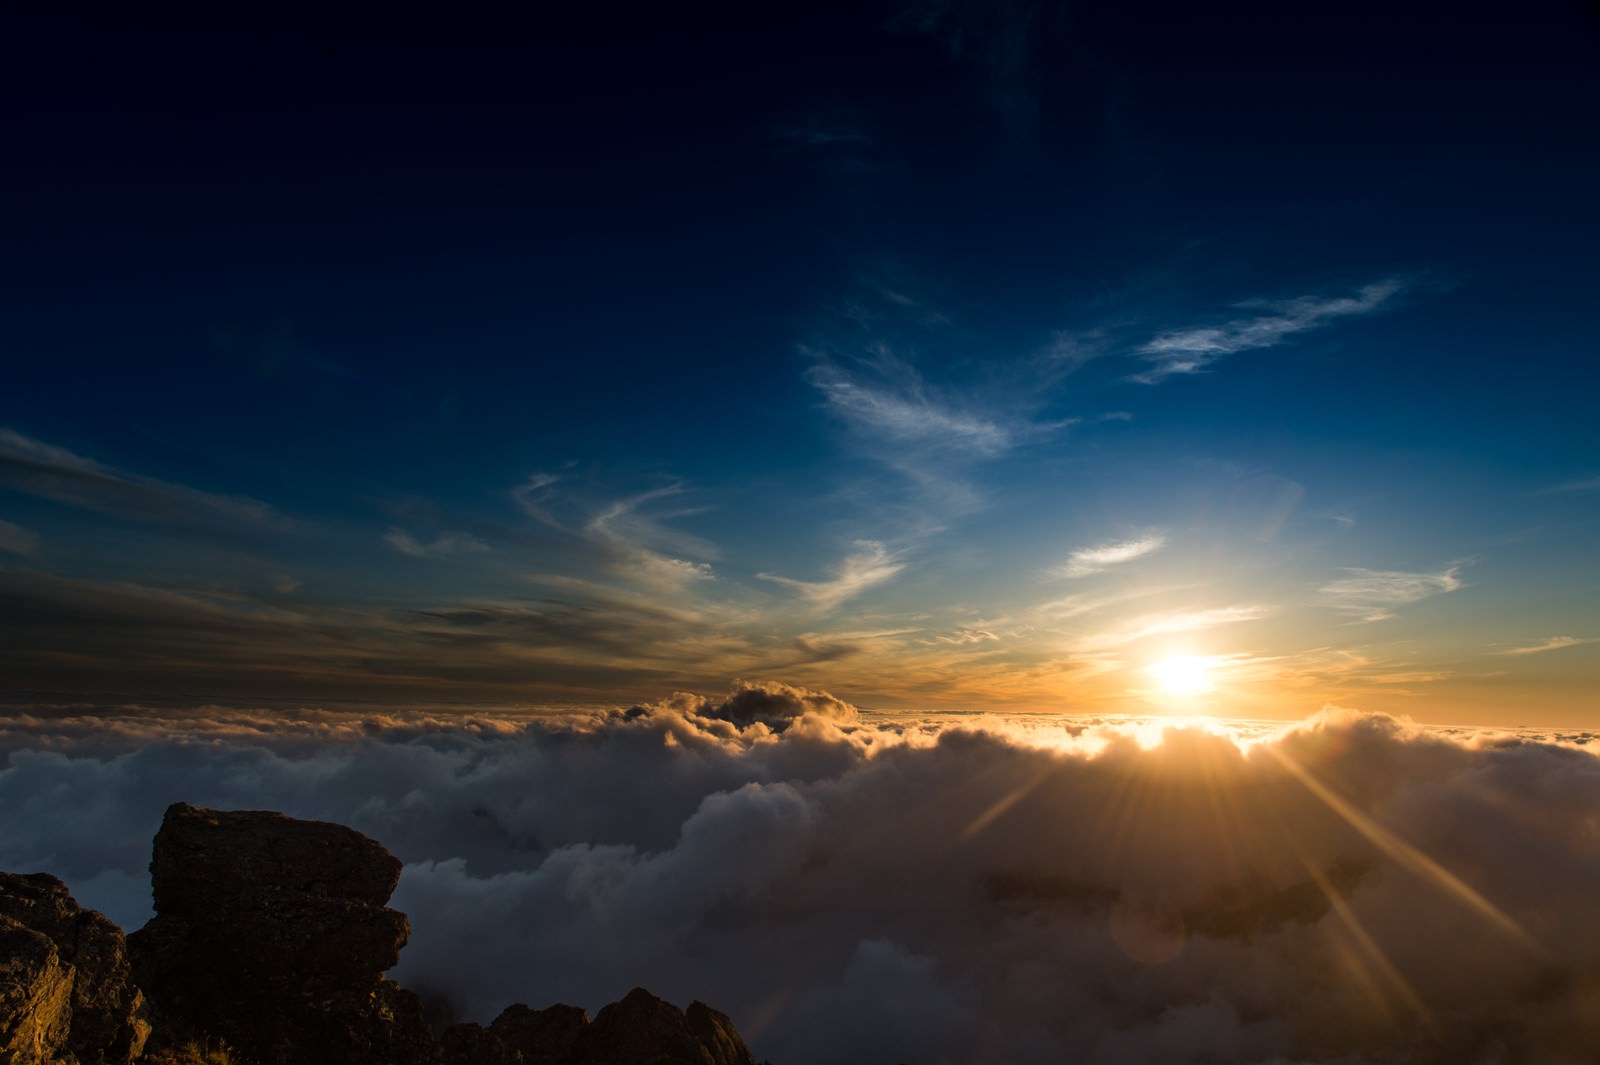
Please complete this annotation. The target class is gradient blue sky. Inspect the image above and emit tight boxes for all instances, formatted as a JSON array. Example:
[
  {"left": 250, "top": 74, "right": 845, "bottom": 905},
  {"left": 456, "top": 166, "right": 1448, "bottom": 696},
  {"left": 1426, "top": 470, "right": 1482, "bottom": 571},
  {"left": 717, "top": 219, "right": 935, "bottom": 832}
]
[{"left": 3, "top": 1, "right": 1597, "bottom": 722}]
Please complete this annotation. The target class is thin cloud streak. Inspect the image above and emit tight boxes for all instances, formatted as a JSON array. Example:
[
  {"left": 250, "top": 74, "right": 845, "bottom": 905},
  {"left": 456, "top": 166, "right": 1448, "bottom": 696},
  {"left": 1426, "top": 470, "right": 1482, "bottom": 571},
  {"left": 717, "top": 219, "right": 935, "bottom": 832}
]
[
  {"left": 1496, "top": 636, "right": 1596, "bottom": 656},
  {"left": 0, "top": 428, "right": 284, "bottom": 528},
  {"left": 1133, "top": 279, "right": 1406, "bottom": 383},
  {"left": 1054, "top": 533, "right": 1166, "bottom": 578},
  {"left": 1538, "top": 476, "right": 1600, "bottom": 494},
  {"left": 807, "top": 362, "right": 1013, "bottom": 456},
  {"left": 385, "top": 528, "right": 490, "bottom": 559},
  {"left": 760, "top": 540, "right": 904, "bottom": 612},
  {"left": 1320, "top": 565, "right": 1465, "bottom": 622},
  {"left": 0, "top": 519, "right": 38, "bottom": 557},
  {"left": 1075, "top": 604, "right": 1273, "bottom": 651}
]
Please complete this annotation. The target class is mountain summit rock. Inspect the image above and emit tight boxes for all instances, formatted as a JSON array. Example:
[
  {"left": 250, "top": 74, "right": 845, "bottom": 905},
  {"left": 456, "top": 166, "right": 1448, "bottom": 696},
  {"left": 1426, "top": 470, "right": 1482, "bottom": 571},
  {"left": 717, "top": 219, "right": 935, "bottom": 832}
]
[{"left": 0, "top": 803, "right": 766, "bottom": 1065}]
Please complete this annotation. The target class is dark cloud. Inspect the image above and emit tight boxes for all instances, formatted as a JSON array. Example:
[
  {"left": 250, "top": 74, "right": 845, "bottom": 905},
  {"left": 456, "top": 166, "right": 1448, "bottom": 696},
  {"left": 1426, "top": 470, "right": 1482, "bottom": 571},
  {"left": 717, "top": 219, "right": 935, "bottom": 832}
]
[
  {"left": 889, "top": 0, "right": 1059, "bottom": 127},
  {"left": 0, "top": 429, "right": 284, "bottom": 529},
  {"left": 646, "top": 680, "right": 860, "bottom": 729},
  {"left": 2, "top": 698, "right": 1598, "bottom": 1064},
  {"left": 0, "top": 570, "right": 754, "bottom": 707}
]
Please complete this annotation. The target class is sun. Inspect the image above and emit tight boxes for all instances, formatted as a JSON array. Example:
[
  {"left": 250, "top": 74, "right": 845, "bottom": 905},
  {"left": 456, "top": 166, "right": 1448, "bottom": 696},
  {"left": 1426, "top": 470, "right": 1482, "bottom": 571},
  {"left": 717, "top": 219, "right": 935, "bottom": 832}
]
[{"left": 1148, "top": 655, "right": 1215, "bottom": 698}]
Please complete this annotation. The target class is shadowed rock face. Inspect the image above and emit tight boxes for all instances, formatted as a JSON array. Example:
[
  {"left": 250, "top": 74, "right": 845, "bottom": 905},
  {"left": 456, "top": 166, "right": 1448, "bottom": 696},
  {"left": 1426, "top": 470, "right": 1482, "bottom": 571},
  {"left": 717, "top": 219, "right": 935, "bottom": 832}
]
[
  {"left": 442, "top": 990, "right": 759, "bottom": 1065},
  {"left": 126, "top": 802, "right": 435, "bottom": 1065},
  {"left": 0, "top": 872, "right": 150, "bottom": 1065},
  {"left": 4, "top": 803, "right": 766, "bottom": 1065}
]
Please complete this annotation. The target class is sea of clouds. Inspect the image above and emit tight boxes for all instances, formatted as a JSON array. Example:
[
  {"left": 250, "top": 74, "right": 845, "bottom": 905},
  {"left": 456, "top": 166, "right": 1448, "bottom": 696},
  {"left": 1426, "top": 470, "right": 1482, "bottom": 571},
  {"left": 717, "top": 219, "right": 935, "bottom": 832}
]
[{"left": 4, "top": 682, "right": 1599, "bottom": 1064}]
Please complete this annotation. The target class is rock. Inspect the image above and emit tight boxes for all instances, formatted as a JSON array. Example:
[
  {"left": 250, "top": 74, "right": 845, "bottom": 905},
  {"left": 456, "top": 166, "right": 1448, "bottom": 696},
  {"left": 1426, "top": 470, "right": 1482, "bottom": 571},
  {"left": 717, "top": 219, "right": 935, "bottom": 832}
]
[
  {"left": 0, "top": 871, "right": 150, "bottom": 1065},
  {"left": 684, "top": 1001, "right": 759, "bottom": 1065},
  {"left": 3, "top": 804, "right": 766, "bottom": 1065},
  {"left": 437, "top": 1022, "right": 521, "bottom": 1065},
  {"left": 0, "top": 916, "right": 73, "bottom": 1065},
  {"left": 435, "top": 992, "right": 758, "bottom": 1065},
  {"left": 569, "top": 987, "right": 757, "bottom": 1065},
  {"left": 127, "top": 802, "right": 435, "bottom": 1065},
  {"left": 488, "top": 1002, "right": 588, "bottom": 1065}
]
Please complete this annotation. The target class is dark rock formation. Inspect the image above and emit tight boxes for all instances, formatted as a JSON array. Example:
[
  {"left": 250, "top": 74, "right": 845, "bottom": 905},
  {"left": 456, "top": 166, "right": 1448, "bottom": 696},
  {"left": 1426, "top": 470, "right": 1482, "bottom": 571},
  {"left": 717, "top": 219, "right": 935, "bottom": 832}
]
[
  {"left": 442, "top": 991, "right": 758, "bottom": 1065},
  {"left": 126, "top": 803, "right": 435, "bottom": 1065},
  {"left": 486, "top": 1002, "right": 588, "bottom": 1064},
  {"left": 0, "top": 872, "right": 150, "bottom": 1065},
  {"left": 574, "top": 988, "right": 756, "bottom": 1065},
  {"left": 2, "top": 803, "right": 766, "bottom": 1065}
]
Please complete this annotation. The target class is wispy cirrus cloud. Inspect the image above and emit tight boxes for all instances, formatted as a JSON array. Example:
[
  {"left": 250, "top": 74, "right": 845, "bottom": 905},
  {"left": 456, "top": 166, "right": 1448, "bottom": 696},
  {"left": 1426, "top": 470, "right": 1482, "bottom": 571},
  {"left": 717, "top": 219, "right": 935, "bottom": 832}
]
[
  {"left": 1053, "top": 533, "right": 1166, "bottom": 578},
  {"left": 889, "top": 0, "right": 1059, "bottom": 127},
  {"left": 584, "top": 485, "right": 718, "bottom": 590},
  {"left": 1496, "top": 636, "right": 1597, "bottom": 657},
  {"left": 1537, "top": 476, "right": 1600, "bottom": 494},
  {"left": 760, "top": 540, "right": 904, "bottom": 612},
  {"left": 1075, "top": 604, "right": 1273, "bottom": 651},
  {"left": 384, "top": 527, "right": 490, "bottom": 559},
  {"left": 1320, "top": 564, "right": 1465, "bottom": 622},
  {"left": 1133, "top": 279, "right": 1406, "bottom": 384},
  {"left": 0, "top": 428, "right": 283, "bottom": 528},
  {"left": 807, "top": 360, "right": 1015, "bottom": 457},
  {"left": 771, "top": 119, "right": 872, "bottom": 148},
  {"left": 509, "top": 474, "right": 717, "bottom": 592},
  {"left": 0, "top": 518, "right": 38, "bottom": 557}
]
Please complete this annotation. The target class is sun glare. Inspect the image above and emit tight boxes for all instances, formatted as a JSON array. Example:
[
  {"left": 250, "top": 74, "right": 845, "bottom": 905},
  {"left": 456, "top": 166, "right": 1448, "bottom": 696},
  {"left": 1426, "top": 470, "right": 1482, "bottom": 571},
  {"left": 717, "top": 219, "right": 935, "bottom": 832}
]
[{"left": 1149, "top": 655, "right": 1215, "bottom": 698}]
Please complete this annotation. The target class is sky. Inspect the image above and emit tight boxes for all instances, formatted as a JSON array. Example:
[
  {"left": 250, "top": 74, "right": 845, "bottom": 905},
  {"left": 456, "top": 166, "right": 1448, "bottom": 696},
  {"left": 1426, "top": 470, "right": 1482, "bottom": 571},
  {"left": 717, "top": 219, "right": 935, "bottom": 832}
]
[{"left": 3, "top": 1, "right": 1599, "bottom": 725}]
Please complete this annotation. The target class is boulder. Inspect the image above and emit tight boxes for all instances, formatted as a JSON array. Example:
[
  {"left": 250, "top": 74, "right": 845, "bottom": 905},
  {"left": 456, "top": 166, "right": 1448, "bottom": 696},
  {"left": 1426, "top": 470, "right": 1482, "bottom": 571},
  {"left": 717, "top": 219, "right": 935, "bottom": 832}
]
[
  {"left": 0, "top": 872, "right": 150, "bottom": 1065},
  {"left": 127, "top": 803, "right": 435, "bottom": 1065}
]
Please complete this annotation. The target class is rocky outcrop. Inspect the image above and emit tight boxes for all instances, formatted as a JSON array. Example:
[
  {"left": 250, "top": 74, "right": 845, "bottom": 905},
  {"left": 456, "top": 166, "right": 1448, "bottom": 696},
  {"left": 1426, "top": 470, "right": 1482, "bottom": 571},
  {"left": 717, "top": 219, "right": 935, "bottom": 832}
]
[
  {"left": 0, "top": 872, "right": 150, "bottom": 1065},
  {"left": 1, "top": 804, "right": 766, "bottom": 1065},
  {"left": 441, "top": 990, "right": 758, "bottom": 1065},
  {"left": 126, "top": 803, "right": 435, "bottom": 1065}
]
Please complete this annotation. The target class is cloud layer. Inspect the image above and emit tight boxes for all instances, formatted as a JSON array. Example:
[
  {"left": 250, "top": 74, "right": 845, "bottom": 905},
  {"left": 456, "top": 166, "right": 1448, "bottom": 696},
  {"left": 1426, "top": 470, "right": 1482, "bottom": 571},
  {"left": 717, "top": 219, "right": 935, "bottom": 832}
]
[{"left": 3, "top": 689, "right": 1598, "bottom": 1064}]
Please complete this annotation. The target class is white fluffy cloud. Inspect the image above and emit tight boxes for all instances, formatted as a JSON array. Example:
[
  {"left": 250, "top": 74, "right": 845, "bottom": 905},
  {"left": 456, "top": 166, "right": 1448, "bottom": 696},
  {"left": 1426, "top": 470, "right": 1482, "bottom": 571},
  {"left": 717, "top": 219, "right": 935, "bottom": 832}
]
[{"left": 3, "top": 691, "right": 1599, "bottom": 1064}]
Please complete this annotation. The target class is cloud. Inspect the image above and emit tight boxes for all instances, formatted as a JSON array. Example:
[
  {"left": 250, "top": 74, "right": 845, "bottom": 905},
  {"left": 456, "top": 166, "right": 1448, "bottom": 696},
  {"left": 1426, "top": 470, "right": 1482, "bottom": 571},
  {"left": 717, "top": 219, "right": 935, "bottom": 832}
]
[
  {"left": 808, "top": 361, "right": 1013, "bottom": 457},
  {"left": 583, "top": 486, "right": 717, "bottom": 590},
  {"left": 1054, "top": 533, "right": 1166, "bottom": 578},
  {"left": 644, "top": 680, "right": 860, "bottom": 728},
  {"left": 511, "top": 473, "right": 561, "bottom": 522},
  {"left": 0, "top": 565, "right": 749, "bottom": 708},
  {"left": 4, "top": 701, "right": 1600, "bottom": 1065},
  {"left": 1320, "top": 565, "right": 1465, "bottom": 622},
  {"left": 1133, "top": 279, "right": 1406, "bottom": 384},
  {"left": 760, "top": 540, "right": 904, "bottom": 612},
  {"left": 770, "top": 119, "right": 872, "bottom": 148},
  {"left": 889, "top": 0, "right": 1056, "bottom": 126},
  {"left": 1496, "top": 636, "right": 1596, "bottom": 657},
  {"left": 508, "top": 475, "right": 717, "bottom": 592},
  {"left": 0, "top": 428, "right": 283, "bottom": 527},
  {"left": 1538, "top": 476, "right": 1600, "bottom": 494},
  {"left": 385, "top": 528, "right": 490, "bottom": 559},
  {"left": 1077, "top": 604, "right": 1273, "bottom": 650},
  {"left": 0, "top": 518, "right": 38, "bottom": 557}
]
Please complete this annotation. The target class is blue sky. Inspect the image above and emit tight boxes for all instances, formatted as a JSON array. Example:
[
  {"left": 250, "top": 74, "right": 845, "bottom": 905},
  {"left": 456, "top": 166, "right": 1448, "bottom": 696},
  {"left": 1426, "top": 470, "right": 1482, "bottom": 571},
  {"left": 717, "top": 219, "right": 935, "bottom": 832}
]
[{"left": 2, "top": 1, "right": 1597, "bottom": 721}]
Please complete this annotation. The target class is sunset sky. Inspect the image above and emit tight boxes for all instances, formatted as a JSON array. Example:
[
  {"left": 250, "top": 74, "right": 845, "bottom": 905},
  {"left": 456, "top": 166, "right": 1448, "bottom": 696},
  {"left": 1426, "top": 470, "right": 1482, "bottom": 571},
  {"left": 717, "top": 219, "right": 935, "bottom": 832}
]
[{"left": 3, "top": 1, "right": 1597, "bottom": 724}]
